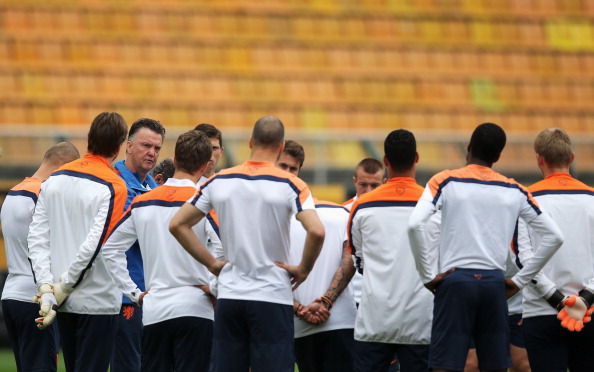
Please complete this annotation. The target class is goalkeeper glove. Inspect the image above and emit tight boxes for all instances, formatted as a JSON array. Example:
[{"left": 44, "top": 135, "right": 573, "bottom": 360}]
[
  {"left": 557, "top": 289, "right": 594, "bottom": 332},
  {"left": 32, "top": 282, "right": 72, "bottom": 330}
]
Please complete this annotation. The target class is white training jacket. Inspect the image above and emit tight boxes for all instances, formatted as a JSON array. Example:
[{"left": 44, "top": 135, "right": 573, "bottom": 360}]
[
  {"left": 349, "top": 177, "right": 433, "bottom": 344},
  {"left": 408, "top": 164, "right": 564, "bottom": 290},
  {"left": 290, "top": 201, "right": 357, "bottom": 338},
  {"left": 28, "top": 154, "right": 129, "bottom": 314},
  {"left": 102, "top": 178, "right": 220, "bottom": 325},
  {"left": 516, "top": 172, "right": 594, "bottom": 318},
  {"left": 190, "top": 161, "right": 315, "bottom": 306},
  {"left": 1, "top": 178, "right": 42, "bottom": 302}
]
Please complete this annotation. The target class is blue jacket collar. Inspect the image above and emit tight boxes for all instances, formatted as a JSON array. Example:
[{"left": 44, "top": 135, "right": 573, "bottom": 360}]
[{"left": 114, "top": 160, "right": 159, "bottom": 191}]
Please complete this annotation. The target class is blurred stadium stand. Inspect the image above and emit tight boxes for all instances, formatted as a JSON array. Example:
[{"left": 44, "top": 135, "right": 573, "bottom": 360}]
[{"left": 1, "top": 3, "right": 594, "bottom": 341}]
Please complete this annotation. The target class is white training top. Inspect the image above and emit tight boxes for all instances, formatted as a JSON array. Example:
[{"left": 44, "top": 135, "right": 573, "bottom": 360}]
[
  {"left": 1, "top": 178, "right": 42, "bottom": 302},
  {"left": 190, "top": 160, "right": 315, "bottom": 306},
  {"left": 28, "top": 154, "right": 129, "bottom": 314},
  {"left": 102, "top": 178, "right": 219, "bottom": 325},
  {"left": 342, "top": 195, "right": 363, "bottom": 305},
  {"left": 517, "top": 172, "right": 594, "bottom": 318},
  {"left": 408, "top": 164, "right": 564, "bottom": 289},
  {"left": 290, "top": 201, "right": 356, "bottom": 338},
  {"left": 349, "top": 177, "right": 433, "bottom": 344}
]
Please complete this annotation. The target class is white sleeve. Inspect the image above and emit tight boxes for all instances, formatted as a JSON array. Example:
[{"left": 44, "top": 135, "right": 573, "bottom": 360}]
[
  {"left": 28, "top": 190, "right": 54, "bottom": 286},
  {"left": 511, "top": 212, "right": 564, "bottom": 289},
  {"left": 101, "top": 211, "right": 142, "bottom": 302},
  {"left": 424, "top": 211, "right": 441, "bottom": 276},
  {"left": 407, "top": 190, "right": 438, "bottom": 284},
  {"left": 349, "top": 210, "right": 364, "bottom": 274},
  {"left": 205, "top": 216, "right": 224, "bottom": 298},
  {"left": 515, "top": 217, "right": 556, "bottom": 298}
]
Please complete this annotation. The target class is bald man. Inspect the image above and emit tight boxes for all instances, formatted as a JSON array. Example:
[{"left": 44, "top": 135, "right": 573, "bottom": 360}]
[
  {"left": 1, "top": 142, "right": 80, "bottom": 372},
  {"left": 170, "top": 116, "right": 325, "bottom": 372}
]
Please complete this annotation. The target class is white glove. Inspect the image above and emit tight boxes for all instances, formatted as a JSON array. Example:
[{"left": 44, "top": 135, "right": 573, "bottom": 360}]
[
  {"left": 32, "top": 282, "right": 72, "bottom": 330},
  {"left": 35, "top": 294, "right": 57, "bottom": 330},
  {"left": 32, "top": 284, "right": 59, "bottom": 330},
  {"left": 52, "top": 282, "right": 72, "bottom": 306}
]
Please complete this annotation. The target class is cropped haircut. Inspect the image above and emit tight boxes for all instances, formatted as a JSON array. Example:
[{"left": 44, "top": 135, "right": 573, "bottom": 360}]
[
  {"left": 252, "top": 116, "right": 284, "bottom": 149},
  {"left": 283, "top": 140, "right": 305, "bottom": 168},
  {"left": 194, "top": 123, "right": 223, "bottom": 147},
  {"left": 174, "top": 130, "right": 213, "bottom": 174},
  {"left": 534, "top": 128, "right": 572, "bottom": 168},
  {"left": 355, "top": 158, "right": 384, "bottom": 175},
  {"left": 43, "top": 142, "right": 80, "bottom": 165},
  {"left": 129, "top": 118, "right": 166, "bottom": 141},
  {"left": 469, "top": 122, "right": 506, "bottom": 164},
  {"left": 87, "top": 112, "right": 128, "bottom": 157},
  {"left": 384, "top": 129, "right": 416, "bottom": 172},
  {"left": 151, "top": 158, "right": 175, "bottom": 182}
]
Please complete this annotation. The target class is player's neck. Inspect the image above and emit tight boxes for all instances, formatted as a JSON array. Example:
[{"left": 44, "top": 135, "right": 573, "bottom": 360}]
[
  {"left": 173, "top": 170, "right": 202, "bottom": 184},
  {"left": 249, "top": 148, "right": 279, "bottom": 163}
]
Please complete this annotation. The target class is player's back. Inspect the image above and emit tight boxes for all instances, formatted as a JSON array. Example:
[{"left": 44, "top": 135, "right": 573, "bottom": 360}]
[
  {"left": 1, "top": 178, "right": 41, "bottom": 301},
  {"left": 193, "top": 160, "right": 314, "bottom": 305},
  {"left": 127, "top": 178, "right": 214, "bottom": 325},
  {"left": 429, "top": 164, "right": 539, "bottom": 273},
  {"left": 31, "top": 154, "right": 127, "bottom": 314},
  {"left": 349, "top": 177, "right": 432, "bottom": 344},
  {"left": 522, "top": 173, "right": 594, "bottom": 317}
]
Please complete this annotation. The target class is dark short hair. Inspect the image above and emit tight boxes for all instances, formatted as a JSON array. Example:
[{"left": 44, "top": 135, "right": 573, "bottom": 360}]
[
  {"left": 194, "top": 123, "right": 223, "bottom": 147},
  {"left": 129, "top": 118, "right": 166, "bottom": 141},
  {"left": 355, "top": 158, "right": 383, "bottom": 175},
  {"left": 174, "top": 130, "right": 213, "bottom": 174},
  {"left": 469, "top": 123, "right": 506, "bottom": 164},
  {"left": 87, "top": 112, "right": 128, "bottom": 157},
  {"left": 151, "top": 158, "right": 175, "bottom": 182},
  {"left": 283, "top": 140, "right": 305, "bottom": 168},
  {"left": 384, "top": 129, "right": 416, "bottom": 172},
  {"left": 252, "top": 116, "right": 284, "bottom": 149}
]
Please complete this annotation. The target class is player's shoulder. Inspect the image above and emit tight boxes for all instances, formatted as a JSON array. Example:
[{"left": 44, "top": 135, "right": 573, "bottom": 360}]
[
  {"left": 134, "top": 184, "right": 196, "bottom": 205},
  {"left": 529, "top": 173, "right": 594, "bottom": 195},
  {"left": 10, "top": 177, "right": 42, "bottom": 195},
  {"left": 315, "top": 199, "right": 349, "bottom": 213}
]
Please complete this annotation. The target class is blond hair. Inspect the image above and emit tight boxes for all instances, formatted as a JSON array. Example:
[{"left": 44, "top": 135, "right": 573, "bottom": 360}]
[{"left": 534, "top": 128, "right": 572, "bottom": 167}]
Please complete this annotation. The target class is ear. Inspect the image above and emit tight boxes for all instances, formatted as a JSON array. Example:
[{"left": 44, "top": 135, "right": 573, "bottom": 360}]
[
  {"left": 153, "top": 174, "right": 163, "bottom": 185},
  {"left": 126, "top": 140, "right": 133, "bottom": 154},
  {"left": 415, "top": 152, "right": 419, "bottom": 164},
  {"left": 383, "top": 155, "right": 389, "bottom": 167},
  {"left": 278, "top": 140, "right": 286, "bottom": 155},
  {"left": 248, "top": 137, "right": 253, "bottom": 149},
  {"left": 569, "top": 152, "right": 575, "bottom": 165}
]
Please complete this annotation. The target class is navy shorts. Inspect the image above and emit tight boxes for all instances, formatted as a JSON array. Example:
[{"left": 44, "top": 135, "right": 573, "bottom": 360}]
[
  {"left": 142, "top": 316, "right": 213, "bottom": 372},
  {"left": 110, "top": 304, "right": 142, "bottom": 372},
  {"left": 469, "top": 312, "right": 525, "bottom": 349},
  {"left": 430, "top": 268, "right": 511, "bottom": 371},
  {"left": 353, "top": 339, "right": 429, "bottom": 372},
  {"left": 214, "top": 299, "right": 294, "bottom": 372},
  {"left": 508, "top": 313, "right": 525, "bottom": 348},
  {"left": 523, "top": 315, "right": 594, "bottom": 372},
  {"left": 2, "top": 299, "right": 59, "bottom": 372},
  {"left": 295, "top": 328, "right": 354, "bottom": 372},
  {"left": 58, "top": 312, "right": 118, "bottom": 372}
]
